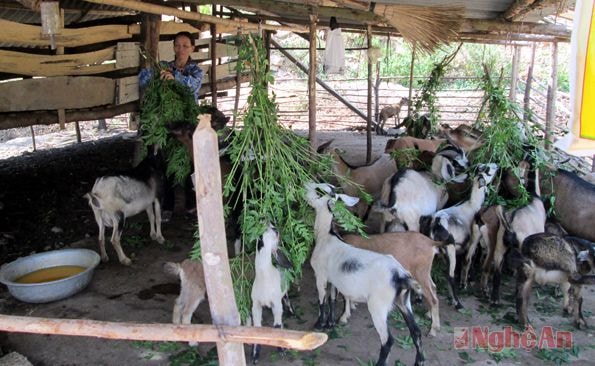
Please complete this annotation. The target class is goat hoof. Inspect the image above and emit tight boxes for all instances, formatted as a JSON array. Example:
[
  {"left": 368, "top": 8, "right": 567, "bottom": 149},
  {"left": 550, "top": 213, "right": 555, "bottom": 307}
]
[
  {"left": 455, "top": 303, "right": 464, "bottom": 310},
  {"left": 428, "top": 329, "right": 437, "bottom": 337},
  {"left": 314, "top": 320, "right": 325, "bottom": 331},
  {"left": 101, "top": 255, "right": 109, "bottom": 263},
  {"left": 120, "top": 257, "right": 132, "bottom": 266}
]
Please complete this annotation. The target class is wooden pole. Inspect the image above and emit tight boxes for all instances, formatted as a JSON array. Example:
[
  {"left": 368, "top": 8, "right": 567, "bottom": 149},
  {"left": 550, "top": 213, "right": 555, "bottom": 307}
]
[
  {"left": 366, "top": 24, "right": 373, "bottom": 164},
  {"left": 0, "top": 314, "right": 327, "bottom": 350},
  {"left": 193, "top": 114, "right": 245, "bottom": 365},
  {"left": 29, "top": 126, "right": 36, "bottom": 151},
  {"left": 81, "top": 0, "right": 307, "bottom": 33},
  {"left": 308, "top": 13, "right": 318, "bottom": 151},
  {"left": 523, "top": 42, "right": 537, "bottom": 123},
  {"left": 233, "top": 29, "right": 242, "bottom": 128},
  {"left": 407, "top": 43, "right": 416, "bottom": 117},
  {"left": 140, "top": 14, "right": 161, "bottom": 67},
  {"left": 545, "top": 41, "right": 558, "bottom": 149},
  {"left": 210, "top": 22, "right": 218, "bottom": 106},
  {"left": 509, "top": 45, "right": 520, "bottom": 102}
]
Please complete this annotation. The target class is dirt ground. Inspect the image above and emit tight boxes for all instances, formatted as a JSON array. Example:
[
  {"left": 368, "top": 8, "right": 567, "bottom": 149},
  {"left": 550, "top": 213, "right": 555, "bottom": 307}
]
[{"left": 0, "top": 130, "right": 594, "bottom": 366}]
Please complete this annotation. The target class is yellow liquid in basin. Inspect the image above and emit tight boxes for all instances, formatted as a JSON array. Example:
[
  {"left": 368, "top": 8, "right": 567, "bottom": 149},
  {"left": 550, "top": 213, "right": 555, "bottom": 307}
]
[{"left": 15, "top": 265, "right": 87, "bottom": 284}]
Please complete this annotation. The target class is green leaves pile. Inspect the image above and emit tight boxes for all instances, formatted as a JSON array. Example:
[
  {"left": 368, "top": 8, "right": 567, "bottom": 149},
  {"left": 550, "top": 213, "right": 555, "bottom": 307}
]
[{"left": 139, "top": 75, "right": 208, "bottom": 183}]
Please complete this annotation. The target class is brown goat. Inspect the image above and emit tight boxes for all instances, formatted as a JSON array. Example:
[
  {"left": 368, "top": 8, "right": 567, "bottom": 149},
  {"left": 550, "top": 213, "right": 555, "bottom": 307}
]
[
  {"left": 342, "top": 232, "right": 443, "bottom": 336},
  {"left": 377, "top": 97, "right": 409, "bottom": 133},
  {"left": 163, "top": 259, "right": 206, "bottom": 332}
]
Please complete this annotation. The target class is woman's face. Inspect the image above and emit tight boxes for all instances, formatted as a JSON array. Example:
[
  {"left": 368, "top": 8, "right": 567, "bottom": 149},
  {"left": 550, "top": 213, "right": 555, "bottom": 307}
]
[{"left": 174, "top": 35, "right": 193, "bottom": 62}]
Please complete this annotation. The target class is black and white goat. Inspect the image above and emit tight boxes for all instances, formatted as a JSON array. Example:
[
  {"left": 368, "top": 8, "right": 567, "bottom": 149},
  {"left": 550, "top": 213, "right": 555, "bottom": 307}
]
[
  {"left": 84, "top": 151, "right": 164, "bottom": 265},
  {"left": 514, "top": 233, "right": 595, "bottom": 329},
  {"left": 420, "top": 163, "right": 498, "bottom": 309},
  {"left": 375, "top": 143, "right": 469, "bottom": 233},
  {"left": 305, "top": 182, "right": 424, "bottom": 366},
  {"left": 251, "top": 223, "right": 294, "bottom": 364}
]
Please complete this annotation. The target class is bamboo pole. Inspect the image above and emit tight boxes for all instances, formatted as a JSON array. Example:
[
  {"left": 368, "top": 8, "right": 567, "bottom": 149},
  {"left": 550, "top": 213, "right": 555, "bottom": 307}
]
[
  {"left": 366, "top": 24, "right": 373, "bottom": 164},
  {"left": 407, "top": 43, "right": 416, "bottom": 117},
  {"left": 81, "top": 0, "right": 307, "bottom": 33},
  {"left": 0, "top": 314, "right": 327, "bottom": 350},
  {"left": 545, "top": 41, "right": 558, "bottom": 149},
  {"left": 509, "top": 45, "right": 520, "bottom": 102},
  {"left": 308, "top": 13, "right": 318, "bottom": 151},
  {"left": 523, "top": 42, "right": 537, "bottom": 123},
  {"left": 193, "top": 114, "right": 245, "bottom": 365}
]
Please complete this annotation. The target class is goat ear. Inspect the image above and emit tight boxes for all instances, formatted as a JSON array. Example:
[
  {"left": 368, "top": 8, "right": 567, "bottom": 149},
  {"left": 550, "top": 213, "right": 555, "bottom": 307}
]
[
  {"left": 337, "top": 194, "right": 359, "bottom": 207},
  {"left": 316, "top": 139, "right": 334, "bottom": 154}
]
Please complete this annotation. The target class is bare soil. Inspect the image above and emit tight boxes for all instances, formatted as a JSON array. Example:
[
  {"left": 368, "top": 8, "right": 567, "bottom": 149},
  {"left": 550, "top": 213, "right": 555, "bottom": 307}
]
[{"left": 0, "top": 130, "right": 594, "bottom": 366}]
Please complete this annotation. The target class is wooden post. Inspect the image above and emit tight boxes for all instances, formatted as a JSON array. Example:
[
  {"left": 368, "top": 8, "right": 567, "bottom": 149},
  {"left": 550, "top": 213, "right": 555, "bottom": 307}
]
[
  {"left": 509, "top": 45, "right": 520, "bottom": 102},
  {"left": 523, "top": 42, "right": 536, "bottom": 123},
  {"left": 193, "top": 115, "right": 245, "bottom": 365},
  {"left": 233, "top": 28, "right": 242, "bottom": 128},
  {"left": 308, "top": 13, "right": 318, "bottom": 151},
  {"left": 56, "top": 8, "right": 67, "bottom": 131},
  {"left": 545, "top": 41, "right": 558, "bottom": 149},
  {"left": 210, "top": 5, "right": 218, "bottom": 106},
  {"left": 29, "top": 126, "right": 36, "bottom": 151},
  {"left": 140, "top": 13, "right": 161, "bottom": 68},
  {"left": 366, "top": 24, "right": 373, "bottom": 164},
  {"left": 407, "top": 43, "right": 416, "bottom": 117}
]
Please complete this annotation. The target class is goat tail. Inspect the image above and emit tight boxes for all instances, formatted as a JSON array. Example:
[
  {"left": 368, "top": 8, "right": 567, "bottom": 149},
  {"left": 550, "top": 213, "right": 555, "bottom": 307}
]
[
  {"left": 407, "top": 277, "right": 423, "bottom": 297},
  {"left": 163, "top": 261, "right": 181, "bottom": 276}
]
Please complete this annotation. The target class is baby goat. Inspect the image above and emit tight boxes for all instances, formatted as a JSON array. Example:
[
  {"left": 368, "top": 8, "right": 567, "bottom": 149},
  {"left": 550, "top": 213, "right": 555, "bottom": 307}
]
[
  {"left": 515, "top": 233, "right": 595, "bottom": 329},
  {"left": 306, "top": 183, "right": 424, "bottom": 366},
  {"left": 420, "top": 163, "right": 498, "bottom": 309},
  {"left": 251, "top": 223, "right": 294, "bottom": 364},
  {"left": 342, "top": 232, "right": 443, "bottom": 336},
  {"left": 84, "top": 151, "right": 164, "bottom": 265},
  {"left": 163, "top": 259, "right": 206, "bottom": 332}
]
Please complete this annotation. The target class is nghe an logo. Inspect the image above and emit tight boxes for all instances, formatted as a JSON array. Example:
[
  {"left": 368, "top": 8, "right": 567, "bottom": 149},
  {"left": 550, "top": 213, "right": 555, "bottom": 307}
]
[{"left": 453, "top": 325, "right": 573, "bottom": 352}]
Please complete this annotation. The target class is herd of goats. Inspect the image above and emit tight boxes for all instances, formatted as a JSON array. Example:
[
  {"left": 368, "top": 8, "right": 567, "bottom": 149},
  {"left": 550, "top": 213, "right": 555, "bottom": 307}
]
[{"left": 82, "top": 108, "right": 595, "bottom": 366}]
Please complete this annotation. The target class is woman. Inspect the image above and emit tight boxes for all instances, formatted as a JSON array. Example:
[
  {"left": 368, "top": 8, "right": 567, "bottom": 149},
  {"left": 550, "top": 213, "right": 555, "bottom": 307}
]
[{"left": 139, "top": 31, "right": 204, "bottom": 222}]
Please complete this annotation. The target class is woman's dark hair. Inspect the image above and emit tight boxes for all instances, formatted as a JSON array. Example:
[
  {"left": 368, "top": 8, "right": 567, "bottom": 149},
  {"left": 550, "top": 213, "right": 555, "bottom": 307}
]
[{"left": 174, "top": 31, "right": 195, "bottom": 46}]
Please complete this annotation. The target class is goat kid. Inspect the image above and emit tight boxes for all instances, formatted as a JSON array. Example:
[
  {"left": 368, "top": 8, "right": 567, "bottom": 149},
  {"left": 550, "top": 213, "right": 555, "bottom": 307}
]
[
  {"left": 377, "top": 97, "right": 409, "bottom": 134},
  {"left": 251, "top": 223, "right": 294, "bottom": 364},
  {"left": 420, "top": 163, "right": 498, "bottom": 309},
  {"left": 306, "top": 182, "right": 424, "bottom": 366},
  {"left": 342, "top": 232, "right": 443, "bottom": 336},
  {"left": 514, "top": 233, "right": 595, "bottom": 329},
  {"left": 84, "top": 151, "right": 164, "bottom": 265}
]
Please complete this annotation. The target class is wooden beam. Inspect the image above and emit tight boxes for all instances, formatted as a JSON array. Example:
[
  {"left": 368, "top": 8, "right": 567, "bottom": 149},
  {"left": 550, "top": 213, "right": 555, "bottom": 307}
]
[
  {"left": 192, "top": 114, "right": 245, "bottom": 365},
  {"left": 545, "top": 41, "right": 558, "bottom": 149},
  {"left": 141, "top": 13, "right": 161, "bottom": 68},
  {"left": 510, "top": 45, "right": 521, "bottom": 102},
  {"left": 82, "top": 0, "right": 308, "bottom": 33},
  {"left": 502, "top": 0, "right": 552, "bottom": 21},
  {"left": 15, "top": 0, "right": 40, "bottom": 11},
  {"left": 462, "top": 19, "right": 570, "bottom": 39},
  {"left": 308, "top": 13, "right": 318, "bottom": 152},
  {"left": 524, "top": 43, "right": 537, "bottom": 123},
  {"left": 0, "top": 48, "right": 117, "bottom": 77},
  {"left": 0, "top": 314, "right": 327, "bottom": 351},
  {"left": 0, "top": 77, "right": 114, "bottom": 112},
  {"left": 366, "top": 24, "right": 372, "bottom": 164},
  {"left": 0, "top": 102, "right": 138, "bottom": 130}
]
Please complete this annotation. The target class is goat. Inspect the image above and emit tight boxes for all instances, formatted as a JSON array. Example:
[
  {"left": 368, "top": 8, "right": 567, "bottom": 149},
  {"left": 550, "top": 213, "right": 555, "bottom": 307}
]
[
  {"left": 163, "top": 259, "right": 206, "bottom": 340},
  {"left": 305, "top": 182, "right": 424, "bottom": 366},
  {"left": 420, "top": 163, "right": 498, "bottom": 309},
  {"left": 84, "top": 151, "right": 164, "bottom": 265},
  {"left": 251, "top": 223, "right": 294, "bottom": 364},
  {"left": 384, "top": 136, "right": 445, "bottom": 155},
  {"left": 377, "top": 97, "right": 409, "bottom": 134},
  {"left": 541, "top": 169, "right": 595, "bottom": 242},
  {"left": 514, "top": 233, "right": 595, "bottom": 329},
  {"left": 489, "top": 167, "right": 546, "bottom": 304},
  {"left": 325, "top": 147, "right": 397, "bottom": 218},
  {"left": 375, "top": 143, "right": 469, "bottom": 233},
  {"left": 436, "top": 124, "right": 484, "bottom": 153},
  {"left": 342, "top": 232, "right": 443, "bottom": 336}
]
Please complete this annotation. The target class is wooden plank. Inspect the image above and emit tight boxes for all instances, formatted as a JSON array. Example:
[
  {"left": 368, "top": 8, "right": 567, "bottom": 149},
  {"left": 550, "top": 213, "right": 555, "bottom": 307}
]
[
  {"left": 0, "top": 77, "right": 114, "bottom": 112},
  {"left": 0, "top": 19, "right": 132, "bottom": 48},
  {"left": 116, "top": 42, "right": 141, "bottom": 69},
  {"left": 0, "top": 48, "right": 116, "bottom": 77},
  {"left": 192, "top": 115, "right": 245, "bottom": 365},
  {"left": 128, "top": 22, "right": 199, "bottom": 36},
  {"left": 116, "top": 75, "right": 140, "bottom": 104},
  {"left": 0, "top": 314, "right": 327, "bottom": 351}
]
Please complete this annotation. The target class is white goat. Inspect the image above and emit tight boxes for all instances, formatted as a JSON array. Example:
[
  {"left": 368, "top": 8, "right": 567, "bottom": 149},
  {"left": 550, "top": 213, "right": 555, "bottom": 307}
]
[
  {"left": 251, "top": 223, "right": 294, "bottom": 364},
  {"left": 375, "top": 143, "right": 469, "bottom": 233},
  {"left": 84, "top": 152, "right": 164, "bottom": 265},
  {"left": 420, "top": 163, "right": 498, "bottom": 309},
  {"left": 305, "top": 183, "right": 424, "bottom": 366},
  {"left": 342, "top": 232, "right": 443, "bottom": 336}
]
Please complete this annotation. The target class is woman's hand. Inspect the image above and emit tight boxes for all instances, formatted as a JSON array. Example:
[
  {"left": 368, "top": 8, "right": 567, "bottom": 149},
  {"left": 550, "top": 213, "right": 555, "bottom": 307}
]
[{"left": 160, "top": 70, "right": 174, "bottom": 81}]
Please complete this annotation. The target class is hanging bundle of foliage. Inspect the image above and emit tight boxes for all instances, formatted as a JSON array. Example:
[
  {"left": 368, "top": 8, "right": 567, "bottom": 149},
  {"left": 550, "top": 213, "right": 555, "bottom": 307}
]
[
  {"left": 471, "top": 65, "right": 548, "bottom": 208},
  {"left": 139, "top": 71, "right": 211, "bottom": 183},
  {"left": 189, "top": 34, "right": 365, "bottom": 321},
  {"left": 406, "top": 43, "right": 462, "bottom": 137}
]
